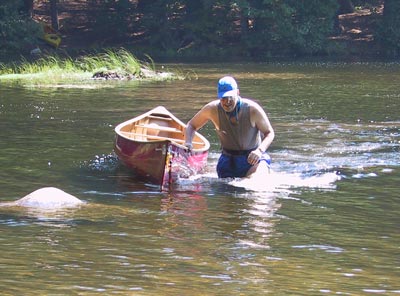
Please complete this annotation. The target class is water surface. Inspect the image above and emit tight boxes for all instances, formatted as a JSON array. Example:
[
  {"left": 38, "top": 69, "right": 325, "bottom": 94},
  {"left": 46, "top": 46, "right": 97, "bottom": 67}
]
[{"left": 0, "top": 62, "right": 399, "bottom": 295}]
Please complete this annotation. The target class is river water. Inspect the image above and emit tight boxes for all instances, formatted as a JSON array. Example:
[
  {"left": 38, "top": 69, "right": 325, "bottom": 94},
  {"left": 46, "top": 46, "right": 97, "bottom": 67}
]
[{"left": 0, "top": 62, "right": 399, "bottom": 295}]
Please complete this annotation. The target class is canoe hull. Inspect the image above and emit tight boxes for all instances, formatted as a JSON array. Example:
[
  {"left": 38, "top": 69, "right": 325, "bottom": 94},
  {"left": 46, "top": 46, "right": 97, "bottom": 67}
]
[
  {"left": 114, "top": 106, "right": 209, "bottom": 188},
  {"left": 115, "top": 135, "right": 168, "bottom": 185}
]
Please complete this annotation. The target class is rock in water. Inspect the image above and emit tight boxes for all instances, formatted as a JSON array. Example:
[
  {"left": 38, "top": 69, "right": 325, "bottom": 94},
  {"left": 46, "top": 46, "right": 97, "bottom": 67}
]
[{"left": 13, "top": 187, "right": 84, "bottom": 209}]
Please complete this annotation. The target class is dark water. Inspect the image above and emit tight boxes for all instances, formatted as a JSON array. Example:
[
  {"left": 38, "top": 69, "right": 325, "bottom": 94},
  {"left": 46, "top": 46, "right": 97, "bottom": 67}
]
[{"left": 0, "top": 63, "right": 399, "bottom": 295}]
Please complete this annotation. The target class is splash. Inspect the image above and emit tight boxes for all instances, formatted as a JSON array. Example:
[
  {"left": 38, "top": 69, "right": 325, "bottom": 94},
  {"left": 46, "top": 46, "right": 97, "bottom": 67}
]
[
  {"left": 80, "top": 153, "right": 120, "bottom": 172},
  {"left": 177, "top": 153, "right": 340, "bottom": 193},
  {"left": 229, "top": 170, "right": 340, "bottom": 192}
]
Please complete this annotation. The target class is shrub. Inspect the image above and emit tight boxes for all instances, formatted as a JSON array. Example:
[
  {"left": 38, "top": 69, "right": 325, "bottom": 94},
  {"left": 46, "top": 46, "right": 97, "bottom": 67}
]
[{"left": 0, "top": 0, "right": 42, "bottom": 60}]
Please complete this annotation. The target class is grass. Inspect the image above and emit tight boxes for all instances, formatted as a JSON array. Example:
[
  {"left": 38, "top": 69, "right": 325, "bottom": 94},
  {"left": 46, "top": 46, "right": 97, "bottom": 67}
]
[
  {"left": 0, "top": 48, "right": 178, "bottom": 86},
  {"left": 77, "top": 49, "right": 142, "bottom": 75}
]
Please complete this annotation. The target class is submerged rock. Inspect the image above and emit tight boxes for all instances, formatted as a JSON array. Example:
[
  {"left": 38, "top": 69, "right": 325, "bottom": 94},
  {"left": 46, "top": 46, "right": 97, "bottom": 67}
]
[
  {"left": 92, "top": 70, "right": 133, "bottom": 80},
  {"left": 92, "top": 68, "right": 174, "bottom": 80},
  {"left": 1, "top": 187, "right": 84, "bottom": 209}
]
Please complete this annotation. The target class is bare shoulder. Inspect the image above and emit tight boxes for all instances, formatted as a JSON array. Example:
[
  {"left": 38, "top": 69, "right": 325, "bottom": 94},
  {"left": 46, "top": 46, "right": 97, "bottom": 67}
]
[
  {"left": 243, "top": 98, "right": 267, "bottom": 116},
  {"left": 201, "top": 100, "right": 219, "bottom": 116},
  {"left": 206, "top": 99, "right": 220, "bottom": 109},
  {"left": 189, "top": 100, "right": 220, "bottom": 129}
]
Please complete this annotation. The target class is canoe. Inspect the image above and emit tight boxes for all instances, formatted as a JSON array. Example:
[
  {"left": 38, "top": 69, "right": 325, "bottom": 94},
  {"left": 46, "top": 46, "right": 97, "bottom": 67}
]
[
  {"left": 40, "top": 23, "right": 61, "bottom": 48},
  {"left": 114, "top": 106, "right": 210, "bottom": 188},
  {"left": 42, "top": 33, "right": 61, "bottom": 48}
]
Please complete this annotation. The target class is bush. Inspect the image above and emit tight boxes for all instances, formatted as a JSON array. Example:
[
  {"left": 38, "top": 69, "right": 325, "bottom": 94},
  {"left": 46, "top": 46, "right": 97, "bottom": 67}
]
[
  {"left": 0, "top": 0, "right": 42, "bottom": 60},
  {"left": 377, "top": 0, "right": 400, "bottom": 57}
]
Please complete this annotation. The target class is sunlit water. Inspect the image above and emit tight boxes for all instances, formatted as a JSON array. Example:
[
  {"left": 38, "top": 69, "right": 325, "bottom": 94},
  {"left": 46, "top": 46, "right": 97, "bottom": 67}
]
[{"left": 0, "top": 63, "right": 399, "bottom": 295}]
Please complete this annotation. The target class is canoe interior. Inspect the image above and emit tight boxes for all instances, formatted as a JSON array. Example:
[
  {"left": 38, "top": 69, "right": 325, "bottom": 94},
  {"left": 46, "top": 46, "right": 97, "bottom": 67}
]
[
  {"left": 114, "top": 107, "right": 210, "bottom": 188},
  {"left": 118, "top": 110, "right": 207, "bottom": 150}
]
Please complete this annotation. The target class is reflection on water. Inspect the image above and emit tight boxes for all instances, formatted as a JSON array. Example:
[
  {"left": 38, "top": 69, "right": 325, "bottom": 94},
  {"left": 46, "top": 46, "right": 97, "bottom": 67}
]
[{"left": 0, "top": 63, "right": 399, "bottom": 294}]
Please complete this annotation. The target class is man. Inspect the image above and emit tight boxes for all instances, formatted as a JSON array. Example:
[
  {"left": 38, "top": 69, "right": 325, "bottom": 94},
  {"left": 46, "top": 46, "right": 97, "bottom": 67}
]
[{"left": 185, "top": 76, "right": 275, "bottom": 178}]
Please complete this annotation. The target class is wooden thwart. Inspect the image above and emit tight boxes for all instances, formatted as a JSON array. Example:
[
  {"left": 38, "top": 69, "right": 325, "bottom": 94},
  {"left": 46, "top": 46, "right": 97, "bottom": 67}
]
[
  {"left": 136, "top": 124, "right": 182, "bottom": 133},
  {"left": 148, "top": 115, "right": 172, "bottom": 121},
  {"left": 121, "top": 131, "right": 203, "bottom": 145}
]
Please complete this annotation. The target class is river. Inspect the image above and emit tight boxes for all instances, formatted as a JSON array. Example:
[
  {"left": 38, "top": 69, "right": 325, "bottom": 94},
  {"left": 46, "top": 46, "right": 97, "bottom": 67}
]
[{"left": 0, "top": 62, "right": 399, "bottom": 295}]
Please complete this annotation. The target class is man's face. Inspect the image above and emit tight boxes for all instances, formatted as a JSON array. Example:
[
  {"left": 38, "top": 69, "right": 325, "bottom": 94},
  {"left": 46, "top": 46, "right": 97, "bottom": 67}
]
[{"left": 220, "top": 95, "right": 237, "bottom": 113}]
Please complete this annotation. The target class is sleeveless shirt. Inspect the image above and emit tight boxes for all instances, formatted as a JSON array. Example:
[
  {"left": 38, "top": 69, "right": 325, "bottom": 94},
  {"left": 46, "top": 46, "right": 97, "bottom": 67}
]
[{"left": 216, "top": 98, "right": 261, "bottom": 151}]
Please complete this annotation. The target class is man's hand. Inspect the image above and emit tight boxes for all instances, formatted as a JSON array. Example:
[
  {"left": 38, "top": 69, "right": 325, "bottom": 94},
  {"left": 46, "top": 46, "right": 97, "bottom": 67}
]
[
  {"left": 247, "top": 148, "right": 262, "bottom": 166},
  {"left": 184, "top": 143, "right": 193, "bottom": 154}
]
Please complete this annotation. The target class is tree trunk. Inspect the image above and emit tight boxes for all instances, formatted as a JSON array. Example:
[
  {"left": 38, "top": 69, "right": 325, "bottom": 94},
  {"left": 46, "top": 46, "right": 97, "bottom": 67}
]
[
  {"left": 50, "top": 0, "right": 59, "bottom": 30},
  {"left": 333, "top": 0, "right": 354, "bottom": 34},
  {"left": 382, "top": 0, "right": 400, "bottom": 56},
  {"left": 383, "top": 0, "right": 399, "bottom": 18},
  {"left": 338, "top": 0, "right": 354, "bottom": 14},
  {"left": 24, "top": 0, "right": 34, "bottom": 17}
]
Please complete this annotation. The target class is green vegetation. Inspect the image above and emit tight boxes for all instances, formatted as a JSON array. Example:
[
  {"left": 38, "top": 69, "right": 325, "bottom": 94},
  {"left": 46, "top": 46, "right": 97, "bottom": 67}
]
[
  {"left": 0, "top": 0, "right": 42, "bottom": 59},
  {"left": 1, "top": 0, "right": 397, "bottom": 63},
  {"left": 0, "top": 49, "right": 176, "bottom": 84},
  {"left": 377, "top": 0, "right": 400, "bottom": 56},
  {"left": 131, "top": 0, "right": 340, "bottom": 59}
]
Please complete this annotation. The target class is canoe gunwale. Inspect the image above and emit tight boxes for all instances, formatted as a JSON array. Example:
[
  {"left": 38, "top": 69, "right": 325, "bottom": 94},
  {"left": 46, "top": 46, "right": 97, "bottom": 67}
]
[{"left": 114, "top": 106, "right": 210, "bottom": 152}]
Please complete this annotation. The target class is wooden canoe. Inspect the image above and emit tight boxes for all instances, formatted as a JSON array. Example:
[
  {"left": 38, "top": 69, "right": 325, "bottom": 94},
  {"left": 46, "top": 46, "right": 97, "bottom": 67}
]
[{"left": 114, "top": 106, "right": 210, "bottom": 188}]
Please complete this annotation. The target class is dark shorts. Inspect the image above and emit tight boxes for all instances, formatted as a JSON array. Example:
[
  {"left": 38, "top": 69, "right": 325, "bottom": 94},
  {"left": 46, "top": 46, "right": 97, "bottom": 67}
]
[{"left": 216, "top": 151, "right": 271, "bottom": 178}]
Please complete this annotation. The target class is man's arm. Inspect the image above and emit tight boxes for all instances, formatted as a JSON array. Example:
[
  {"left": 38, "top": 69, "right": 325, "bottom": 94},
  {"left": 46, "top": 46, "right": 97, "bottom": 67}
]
[
  {"left": 184, "top": 102, "right": 217, "bottom": 148},
  {"left": 251, "top": 103, "right": 275, "bottom": 152},
  {"left": 247, "top": 103, "right": 275, "bottom": 165}
]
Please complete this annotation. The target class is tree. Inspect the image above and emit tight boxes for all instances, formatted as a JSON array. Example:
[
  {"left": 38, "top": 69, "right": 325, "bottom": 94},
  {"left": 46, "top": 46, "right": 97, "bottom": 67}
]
[
  {"left": 290, "top": 0, "right": 339, "bottom": 55},
  {"left": 50, "top": 0, "right": 59, "bottom": 30},
  {"left": 338, "top": 0, "right": 354, "bottom": 14},
  {"left": 237, "top": 0, "right": 338, "bottom": 57},
  {"left": 246, "top": 0, "right": 295, "bottom": 56},
  {"left": 22, "top": 0, "right": 34, "bottom": 17},
  {"left": 86, "top": 0, "right": 137, "bottom": 43},
  {"left": 334, "top": 0, "right": 354, "bottom": 33},
  {"left": 0, "top": 0, "right": 41, "bottom": 60},
  {"left": 181, "top": 0, "right": 234, "bottom": 53},
  {"left": 379, "top": 0, "right": 400, "bottom": 56},
  {"left": 136, "top": 0, "right": 183, "bottom": 50}
]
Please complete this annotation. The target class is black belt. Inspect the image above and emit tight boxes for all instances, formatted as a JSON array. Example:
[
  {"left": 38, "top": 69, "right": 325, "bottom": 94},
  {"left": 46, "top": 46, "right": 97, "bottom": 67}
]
[{"left": 222, "top": 148, "right": 255, "bottom": 156}]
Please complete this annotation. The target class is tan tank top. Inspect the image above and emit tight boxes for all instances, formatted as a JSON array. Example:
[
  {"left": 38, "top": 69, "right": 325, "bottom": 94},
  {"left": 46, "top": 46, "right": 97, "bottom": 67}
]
[{"left": 216, "top": 98, "right": 261, "bottom": 151}]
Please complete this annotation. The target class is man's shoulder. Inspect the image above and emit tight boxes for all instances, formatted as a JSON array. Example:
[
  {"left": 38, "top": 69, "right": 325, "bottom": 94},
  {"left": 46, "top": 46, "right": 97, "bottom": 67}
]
[
  {"left": 210, "top": 99, "right": 220, "bottom": 105},
  {"left": 242, "top": 97, "right": 259, "bottom": 105},
  {"left": 242, "top": 98, "right": 262, "bottom": 109},
  {"left": 242, "top": 98, "right": 267, "bottom": 117},
  {"left": 198, "top": 100, "right": 219, "bottom": 118},
  {"left": 204, "top": 100, "right": 220, "bottom": 109}
]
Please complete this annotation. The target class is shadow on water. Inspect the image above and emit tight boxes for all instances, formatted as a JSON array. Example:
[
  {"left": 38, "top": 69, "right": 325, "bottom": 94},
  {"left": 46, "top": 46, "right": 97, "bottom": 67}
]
[{"left": 75, "top": 152, "right": 166, "bottom": 196}]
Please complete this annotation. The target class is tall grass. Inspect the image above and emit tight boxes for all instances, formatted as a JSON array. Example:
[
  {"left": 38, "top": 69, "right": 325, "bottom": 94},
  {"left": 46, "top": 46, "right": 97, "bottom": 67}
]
[
  {"left": 0, "top": 48, "right": 167, "bottom": 83},
  {"left": 77, "top": 49, "right": 142, "bottom": 75}
]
